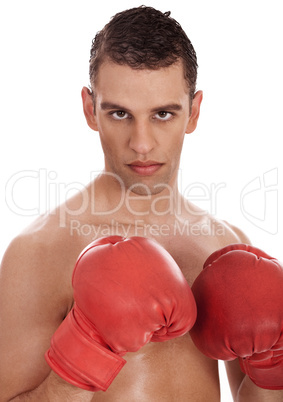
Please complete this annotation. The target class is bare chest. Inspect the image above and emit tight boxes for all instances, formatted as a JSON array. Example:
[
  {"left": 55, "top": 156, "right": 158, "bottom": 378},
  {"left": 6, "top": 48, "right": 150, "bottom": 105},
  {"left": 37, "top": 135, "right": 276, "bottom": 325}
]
[{"left": 90, "top": 334, "right": 220, "bottom": 402}]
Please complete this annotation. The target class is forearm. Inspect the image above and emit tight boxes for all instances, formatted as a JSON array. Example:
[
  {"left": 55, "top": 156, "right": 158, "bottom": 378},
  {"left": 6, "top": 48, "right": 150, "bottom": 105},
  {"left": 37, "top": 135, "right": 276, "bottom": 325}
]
[
  {"left": 9, "top": 371, "right": 94, "bottom": 402},
  {"left": 237, "top": 376, "right": 283, "bottom": 402}
]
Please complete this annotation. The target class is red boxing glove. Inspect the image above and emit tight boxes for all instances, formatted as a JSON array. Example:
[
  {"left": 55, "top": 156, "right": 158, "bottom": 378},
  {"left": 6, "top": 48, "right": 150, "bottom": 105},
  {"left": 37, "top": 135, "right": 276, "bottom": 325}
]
[
  {"left": 45, "top": 236, "right": 196, "bottom": 391},
  {"left": 190, "top": 244, "right": 283, "bottom": 390}
]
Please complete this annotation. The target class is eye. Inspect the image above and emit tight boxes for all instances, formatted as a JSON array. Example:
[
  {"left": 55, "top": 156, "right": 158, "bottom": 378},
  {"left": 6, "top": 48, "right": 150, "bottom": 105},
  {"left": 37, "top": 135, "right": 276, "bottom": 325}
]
[
  {"left": 154, "top": 111, "right": 173, "bottom": 121},
  {"left": 111, "top": 111, "right": 129, "bottom": 120}
]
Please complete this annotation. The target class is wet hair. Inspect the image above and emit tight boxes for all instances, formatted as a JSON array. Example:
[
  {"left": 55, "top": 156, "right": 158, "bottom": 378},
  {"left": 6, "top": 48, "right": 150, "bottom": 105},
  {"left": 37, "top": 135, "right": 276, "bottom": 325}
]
[{"left": 89, "top": 6, "right": 198, "bottom": 102}]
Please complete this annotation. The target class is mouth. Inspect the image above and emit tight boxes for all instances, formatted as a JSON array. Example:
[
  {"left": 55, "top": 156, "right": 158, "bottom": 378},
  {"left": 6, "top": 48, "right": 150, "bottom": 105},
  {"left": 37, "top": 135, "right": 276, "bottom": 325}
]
[{"left": 127, "top": 160, "right": 164, "bottom": 176}]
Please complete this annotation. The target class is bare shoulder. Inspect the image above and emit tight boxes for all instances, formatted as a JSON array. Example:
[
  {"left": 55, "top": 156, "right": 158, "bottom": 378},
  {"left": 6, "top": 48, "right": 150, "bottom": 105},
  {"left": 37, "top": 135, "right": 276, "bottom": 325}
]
[
  {"left": 0, "top": 211, "right": 83, "bottom": 398},
  {"left": 0, "top": 196, "right": 97, "bottom": 313},
  {"left": 0, "top": 212, "right": 75, "bottom": 336},
  {"left": 3, "top": 216, "right": 67, "bottom": 288},
  {"left": 219, "top": 219, "right": 252, "bottom": 245},
  {"left": 1, "top": 182, "right": 103, "bottom": 305},
  {"left": 181, "top": 198, "right": 251, "bottom": 246}
]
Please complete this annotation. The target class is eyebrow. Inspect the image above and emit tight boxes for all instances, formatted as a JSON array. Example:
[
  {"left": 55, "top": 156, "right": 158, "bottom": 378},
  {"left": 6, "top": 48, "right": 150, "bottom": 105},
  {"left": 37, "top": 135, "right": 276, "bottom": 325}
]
[
  {"left": 100, "top": 102, "right": 131, "bottom": 112},
  {"left": 151, "top": 104, "right": 183, "bottom": 112},
  {"left": 100, "top": 101, "right": 183, "bottom": 113}
]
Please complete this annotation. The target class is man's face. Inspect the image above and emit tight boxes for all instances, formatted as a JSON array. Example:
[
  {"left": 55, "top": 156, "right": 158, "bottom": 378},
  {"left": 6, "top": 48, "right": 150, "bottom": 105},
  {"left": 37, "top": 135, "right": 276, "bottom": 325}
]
[{"left": 84, "top": 61, "right": 202, "bottom": 196}]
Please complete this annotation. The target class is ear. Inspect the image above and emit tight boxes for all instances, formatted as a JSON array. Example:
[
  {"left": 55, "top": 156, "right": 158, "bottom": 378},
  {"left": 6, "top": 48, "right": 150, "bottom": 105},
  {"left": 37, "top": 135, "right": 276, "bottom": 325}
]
[
  {"left": 186, "top": 90, "right": 203, "bottom": 134},
  {"left": 81, "top": 86, "right": 98, "bottom": 131}
]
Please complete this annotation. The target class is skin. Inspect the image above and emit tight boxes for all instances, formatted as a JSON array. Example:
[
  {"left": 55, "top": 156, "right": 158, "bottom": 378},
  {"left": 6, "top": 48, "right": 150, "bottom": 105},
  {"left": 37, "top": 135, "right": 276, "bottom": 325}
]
[{"left": 1, "top": 61, "right": 282, "bottom": 401}]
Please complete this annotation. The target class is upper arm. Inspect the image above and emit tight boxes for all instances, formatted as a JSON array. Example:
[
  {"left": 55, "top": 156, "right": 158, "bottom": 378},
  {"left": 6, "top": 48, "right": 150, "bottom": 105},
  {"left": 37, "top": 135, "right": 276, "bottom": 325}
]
[
  {"left": 224, "top": 359, "right": 245, "bottom": 401},
  {"left": 0, "top": 235, "right": 70, "bottom": 400}
]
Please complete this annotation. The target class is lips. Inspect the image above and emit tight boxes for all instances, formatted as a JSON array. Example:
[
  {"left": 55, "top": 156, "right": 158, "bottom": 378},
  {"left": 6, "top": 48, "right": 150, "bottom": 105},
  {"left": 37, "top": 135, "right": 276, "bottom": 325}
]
[{"left": 127, "top": 160, "right": 163, "bottom": 176}]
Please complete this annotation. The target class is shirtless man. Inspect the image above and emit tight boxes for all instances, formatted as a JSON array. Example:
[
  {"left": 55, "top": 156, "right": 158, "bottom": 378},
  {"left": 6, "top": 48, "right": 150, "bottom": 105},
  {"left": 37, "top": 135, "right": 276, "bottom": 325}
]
[{"left": 1, "top": 6, "right": 282, "bottom": 401}]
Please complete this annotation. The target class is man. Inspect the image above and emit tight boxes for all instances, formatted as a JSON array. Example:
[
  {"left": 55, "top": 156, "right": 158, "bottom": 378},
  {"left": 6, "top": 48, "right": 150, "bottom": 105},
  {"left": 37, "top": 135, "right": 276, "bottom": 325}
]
[{"left": 0, "top": 6, "right": 282, "bottom": 401}]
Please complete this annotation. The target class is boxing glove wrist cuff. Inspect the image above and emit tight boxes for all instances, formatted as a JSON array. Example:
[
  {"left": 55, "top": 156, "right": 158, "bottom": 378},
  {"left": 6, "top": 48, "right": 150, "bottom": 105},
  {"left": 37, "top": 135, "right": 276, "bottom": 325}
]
[
  {"left": 45, "top": 309, "right": 126, "bottom": 392},
  {"left": 239, "top": 356, "right": 283, "bottom": 390}
]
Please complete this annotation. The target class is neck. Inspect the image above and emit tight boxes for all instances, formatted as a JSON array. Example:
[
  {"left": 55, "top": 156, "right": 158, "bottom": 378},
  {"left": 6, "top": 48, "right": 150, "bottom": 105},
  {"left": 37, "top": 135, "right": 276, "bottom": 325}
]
[
  {"left": 123, "top": 182, "right": 182, "bottom": 221},
  {"left": 92, "top": 170, "right": 183, "bottom": 223}
]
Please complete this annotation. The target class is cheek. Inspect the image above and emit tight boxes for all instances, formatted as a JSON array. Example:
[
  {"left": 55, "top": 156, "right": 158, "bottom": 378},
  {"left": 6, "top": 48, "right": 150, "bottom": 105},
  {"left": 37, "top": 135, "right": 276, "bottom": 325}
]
[
  {"left": 97, "top": 117, "right": 128, "bottom": 142},
  {"left": 168, "top": 126, "right": 186, "bottom": 151},
  {"left": 98, "top": 127, "right": 126, "bottom": 161},
  {"left": 168, "top": 133, "right": 186, "bottom": 165}
]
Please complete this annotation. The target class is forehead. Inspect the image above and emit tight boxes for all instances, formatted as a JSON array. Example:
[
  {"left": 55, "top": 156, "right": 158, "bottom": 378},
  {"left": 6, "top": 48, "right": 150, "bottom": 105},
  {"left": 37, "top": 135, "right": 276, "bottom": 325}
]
[{"left": 95, "top": 61, "right": 189, "bottom": 109}]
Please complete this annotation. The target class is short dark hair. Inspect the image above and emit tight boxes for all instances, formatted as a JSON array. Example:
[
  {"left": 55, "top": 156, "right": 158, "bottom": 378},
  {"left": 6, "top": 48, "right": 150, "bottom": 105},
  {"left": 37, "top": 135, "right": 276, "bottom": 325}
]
[{"left": 89, "top": 6, "right": 198, "bottom": 102}]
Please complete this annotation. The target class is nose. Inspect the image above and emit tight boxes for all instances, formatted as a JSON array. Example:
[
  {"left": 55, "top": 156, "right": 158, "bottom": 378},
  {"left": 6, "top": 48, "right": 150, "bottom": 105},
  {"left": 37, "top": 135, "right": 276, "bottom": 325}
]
[{"left": 129, "top": 120, "right": 156, "bottom": 155}]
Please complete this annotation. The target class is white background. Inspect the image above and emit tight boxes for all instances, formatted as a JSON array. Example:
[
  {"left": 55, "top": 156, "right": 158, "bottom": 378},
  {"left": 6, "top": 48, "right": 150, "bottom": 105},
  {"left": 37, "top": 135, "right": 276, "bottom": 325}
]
[{"left": 0, "top": 1, "right": 282, "bottom": 400}]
